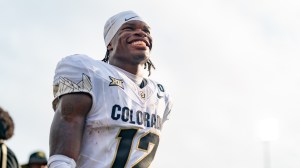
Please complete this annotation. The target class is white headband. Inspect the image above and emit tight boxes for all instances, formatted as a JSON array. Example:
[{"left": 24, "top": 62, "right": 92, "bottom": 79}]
[{"left": 103, "top": 10, "right": 145, "bottom": 47}]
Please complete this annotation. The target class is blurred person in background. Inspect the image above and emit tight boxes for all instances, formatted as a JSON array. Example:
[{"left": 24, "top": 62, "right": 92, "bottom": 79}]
[
  {"left": 21, "top": 151, "right": 47, "bottom": 168},
  {"left": 0, "top": 106, "right": 20, "bottom": 168}
]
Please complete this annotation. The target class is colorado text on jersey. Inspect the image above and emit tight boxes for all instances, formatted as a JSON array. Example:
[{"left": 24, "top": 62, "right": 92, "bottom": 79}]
[{"left": 111, "top": 104, "right": 163, "bottom": 130}]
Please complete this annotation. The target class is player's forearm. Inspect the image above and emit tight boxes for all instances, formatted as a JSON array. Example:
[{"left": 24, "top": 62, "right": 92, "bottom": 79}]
[{"left": 49, "top": 114, "right": 85, "bottom": 160}]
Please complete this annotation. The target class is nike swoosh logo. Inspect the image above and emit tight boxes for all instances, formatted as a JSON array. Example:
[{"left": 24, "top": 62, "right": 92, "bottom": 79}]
[
  {"left": 125, "top": 16, "right": 138, "bottom": 21},
  {"left": 157, "top": 93, "right": 163, "bottom": 99}
]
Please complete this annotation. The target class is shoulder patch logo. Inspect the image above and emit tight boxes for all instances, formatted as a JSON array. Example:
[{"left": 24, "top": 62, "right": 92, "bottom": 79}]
[{"left": 109, "top": 76, "right": 124, "bottom": 89}]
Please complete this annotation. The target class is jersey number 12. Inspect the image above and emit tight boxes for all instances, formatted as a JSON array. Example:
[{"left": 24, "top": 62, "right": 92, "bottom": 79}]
[{"left": 111, "top": 128, "right": 159, "bottom": 168}]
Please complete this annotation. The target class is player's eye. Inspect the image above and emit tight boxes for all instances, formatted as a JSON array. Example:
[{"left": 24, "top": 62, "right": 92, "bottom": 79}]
[
  {"left": 122, "top": 27, "right": 134, "bottom": 31},
  {"left": 143, "top": 29, "right": 150, "bottom": 34}
]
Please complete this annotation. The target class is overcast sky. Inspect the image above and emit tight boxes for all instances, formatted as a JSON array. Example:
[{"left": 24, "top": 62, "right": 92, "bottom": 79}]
[{"left": 1, "top": 0, "right": 300, "bottom": 167}]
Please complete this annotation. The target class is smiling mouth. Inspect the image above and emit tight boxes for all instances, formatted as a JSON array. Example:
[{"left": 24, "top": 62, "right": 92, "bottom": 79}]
[{"left": 131, "top": 40, "right": 147, "bottom": 48}]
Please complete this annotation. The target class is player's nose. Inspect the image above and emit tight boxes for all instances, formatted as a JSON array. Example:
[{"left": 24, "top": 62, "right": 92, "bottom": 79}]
[{"left": 133, "top": 29, "right": 147, "bottom": 37}]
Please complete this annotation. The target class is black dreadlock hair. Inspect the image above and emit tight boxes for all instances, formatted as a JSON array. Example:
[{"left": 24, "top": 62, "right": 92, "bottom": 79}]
[{"left": 102, "top": 50, "right": 155, "bottom": 76}]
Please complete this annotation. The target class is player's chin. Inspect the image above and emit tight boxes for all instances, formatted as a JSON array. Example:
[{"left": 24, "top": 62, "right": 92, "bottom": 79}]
[
  {"left": 132, "top": 50, "right": 150, "bottom": 58},
  {"left": 132, "top": 52, "right": 150, "bottom": 63}
]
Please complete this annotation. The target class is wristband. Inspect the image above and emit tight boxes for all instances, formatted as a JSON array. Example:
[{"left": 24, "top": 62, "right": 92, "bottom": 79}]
[{"left": 48, "top": 154, "right": 76, "bottom": 168}]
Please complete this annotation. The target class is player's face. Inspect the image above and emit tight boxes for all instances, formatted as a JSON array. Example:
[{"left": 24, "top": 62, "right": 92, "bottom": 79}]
[{"left": 108, "top": 20, "right": 152, "bottom": 66}]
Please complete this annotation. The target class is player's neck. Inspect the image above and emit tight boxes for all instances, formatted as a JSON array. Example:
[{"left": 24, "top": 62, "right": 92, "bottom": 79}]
[
  {"left": 112, "top": 65, "right": 144, "bottom": 85},
  {"left": 110, "top": 63, "right": 144, "bottom": 77}
]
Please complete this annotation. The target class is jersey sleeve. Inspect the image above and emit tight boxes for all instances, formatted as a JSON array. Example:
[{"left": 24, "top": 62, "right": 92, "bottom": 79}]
[
  {"left": 52, "top": 54, "right": 94, "bottom": 109},
  {"left": 155, "top": 82, "right": 173, "bottom": 124},
  {"left": 162, "top": 92, "right": 173, "bottom": 123}
]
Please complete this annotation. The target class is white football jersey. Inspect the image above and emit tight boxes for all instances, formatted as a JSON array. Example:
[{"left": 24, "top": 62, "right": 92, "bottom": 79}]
[{"left": 53, "top": 54, "right": 172, "bottom": 168}]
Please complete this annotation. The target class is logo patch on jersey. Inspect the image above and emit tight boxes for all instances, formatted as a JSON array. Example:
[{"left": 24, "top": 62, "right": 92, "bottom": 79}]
[
  {"left": 139, "top": 91, "right": 146, "bottom": 99},
  {"left": 109, "top": 76, "right": 124, "bottom": 89}
]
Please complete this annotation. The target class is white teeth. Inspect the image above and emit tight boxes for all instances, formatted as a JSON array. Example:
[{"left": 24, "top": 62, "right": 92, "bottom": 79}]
[{"left": 132, "top": 41, "right": 146, "bottom": 46}]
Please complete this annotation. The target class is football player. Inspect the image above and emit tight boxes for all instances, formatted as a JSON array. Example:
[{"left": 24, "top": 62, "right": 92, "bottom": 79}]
[{"left": 48, "top": 11, "right": 172, "bottom": 168}]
